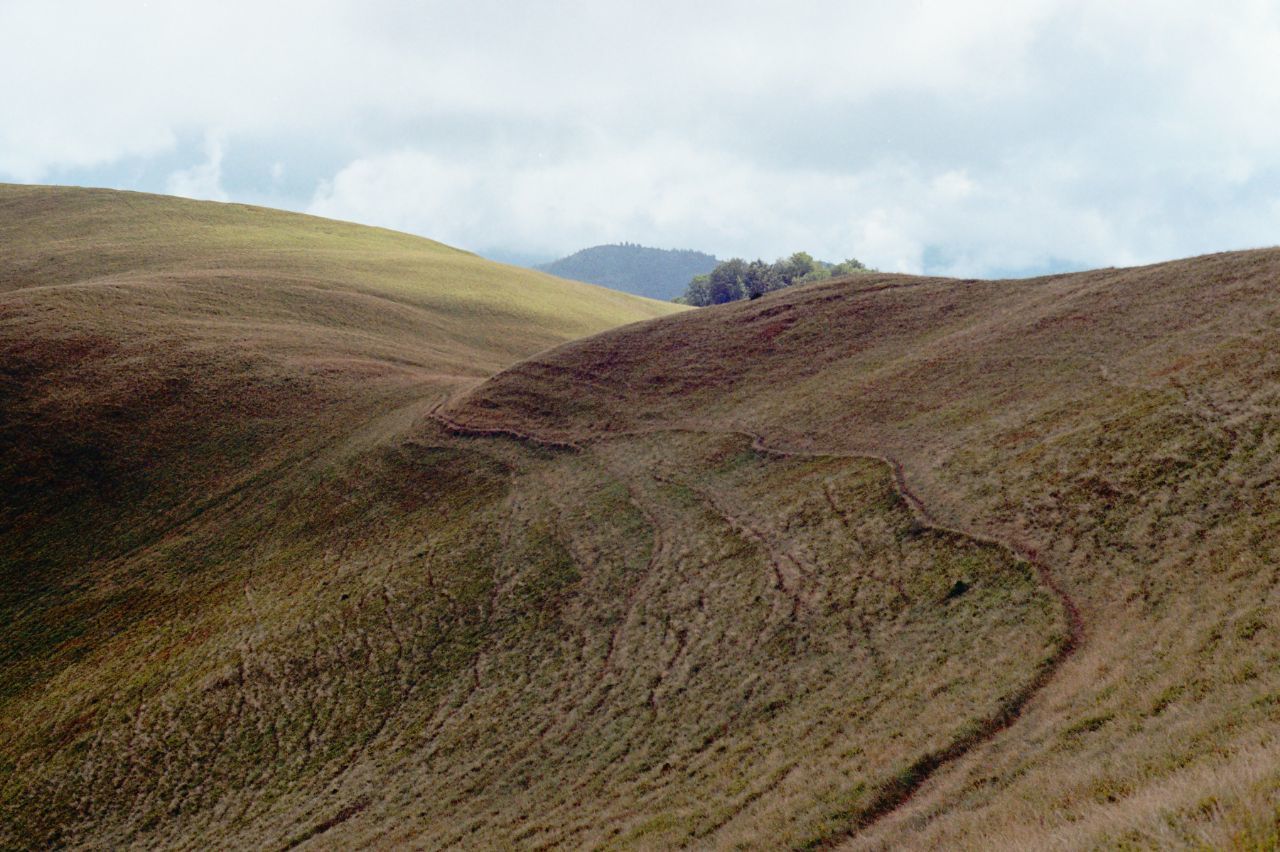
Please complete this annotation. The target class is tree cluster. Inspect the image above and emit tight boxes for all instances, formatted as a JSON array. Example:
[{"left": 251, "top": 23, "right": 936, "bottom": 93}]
[{"left": 677, "top": 252, "right": 869, "bottom": 306}]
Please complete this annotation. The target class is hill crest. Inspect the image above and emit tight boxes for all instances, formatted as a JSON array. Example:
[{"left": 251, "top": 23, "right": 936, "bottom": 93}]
[{"left": 536, "top": 242, "right": 718, "bottom": 300}]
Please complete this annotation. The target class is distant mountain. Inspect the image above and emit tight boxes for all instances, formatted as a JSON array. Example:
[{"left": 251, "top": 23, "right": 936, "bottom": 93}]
[{"left": 537, "top": 243, "right": 718, "bottom": 300}]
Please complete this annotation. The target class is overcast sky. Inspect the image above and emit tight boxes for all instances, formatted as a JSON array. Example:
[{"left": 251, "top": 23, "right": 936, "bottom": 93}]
[{"left": 4, "top": 0, "right": 1279, "bottom": 276}]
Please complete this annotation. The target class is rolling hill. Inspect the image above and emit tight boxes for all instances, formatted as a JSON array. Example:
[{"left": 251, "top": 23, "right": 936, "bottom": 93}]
[
  {"left": 0, "top": 184, "right": 680, "bottom": 583},
  {"left": 536, "top": 243, "right": 718, "bottom": 301},
  {"left": 0, "top": 185, "right": 684, "bottom": 848},
  {"left": 447, "top": 252, "right": 1280, "bottom": 848},
  {"left": 2, "top": 185, "right": 1278, "bottom": 850}
]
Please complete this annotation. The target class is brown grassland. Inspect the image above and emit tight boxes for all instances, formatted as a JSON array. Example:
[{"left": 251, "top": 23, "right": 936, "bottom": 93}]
[
  {"left": 2, "top": 185, "right": 1278, "bottom": 850},
  {"left": 450, "top": 252, "right": 1280, "bottom": 849}
]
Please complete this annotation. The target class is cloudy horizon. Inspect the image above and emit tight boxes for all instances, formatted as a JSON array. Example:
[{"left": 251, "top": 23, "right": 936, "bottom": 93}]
[{"left": 4, "top": 0, "right": 1279, "bottom": 277}]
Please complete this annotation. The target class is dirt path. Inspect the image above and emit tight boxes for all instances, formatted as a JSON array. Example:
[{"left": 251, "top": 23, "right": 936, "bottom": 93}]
[{"left": 427, "top": 411, "right": 1086, "bottom": 846}]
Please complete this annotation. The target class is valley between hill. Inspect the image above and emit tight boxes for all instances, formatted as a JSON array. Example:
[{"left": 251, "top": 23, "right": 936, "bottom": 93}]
[{"left": 2, "top": 187, "right": 1277, "bottom": 850}]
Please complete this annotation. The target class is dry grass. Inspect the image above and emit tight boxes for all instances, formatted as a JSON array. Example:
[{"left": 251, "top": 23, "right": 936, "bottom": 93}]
[
  {"left": 4, "top": 184, "right": 1279, "bottom": 850},
  {"left": 449, "top": 248, "right": 1280, "bottom": 849},
  {"left": 0, "top": 183, "right": 677, "bottom": 604},
  {"left": 0, "top": 185, "right": 683, "bottom": 848}
]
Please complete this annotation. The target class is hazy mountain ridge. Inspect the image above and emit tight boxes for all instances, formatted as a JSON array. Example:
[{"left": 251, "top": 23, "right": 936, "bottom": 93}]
[{"left": 537, "top": 243, "right": 718, "bottom": 300}]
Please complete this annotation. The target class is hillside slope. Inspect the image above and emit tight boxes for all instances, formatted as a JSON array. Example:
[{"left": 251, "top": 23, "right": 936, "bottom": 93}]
[
  {"left": 0, "top": 184, "right": 680, "bottom": 574},
  {"left": 4, "top": 185, "right": 1277, "bottom": 850},
  {"left": 0, "top": 186, "right": 691, "bottom": 847},
  {"left": 537, "top": 243, "right": 717, "bottom": 300},
  {"left": 448, "top": 250, "right": 1280, "bottom": 848},
  {"left": 0, "top": 190, "right": 1065, "bottom": 849}
]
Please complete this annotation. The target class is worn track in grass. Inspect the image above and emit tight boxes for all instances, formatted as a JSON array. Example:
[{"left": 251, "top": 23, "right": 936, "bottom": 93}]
[{"left": 431, "top": 410, "right": 1086, "bottom": 846}]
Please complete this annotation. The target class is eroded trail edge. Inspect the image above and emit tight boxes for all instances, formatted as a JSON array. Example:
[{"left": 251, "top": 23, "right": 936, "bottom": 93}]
[{"left": 429, "top": 411, "right": 1086, "bottom": 847}]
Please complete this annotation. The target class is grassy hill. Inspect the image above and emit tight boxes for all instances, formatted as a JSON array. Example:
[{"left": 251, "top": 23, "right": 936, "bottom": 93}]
[
  {"left": 448, "top": 251, "right": 1280, "bottom": 848},
  {"left": 0, "top": 185, "right": 686, "bottom": 848},
  {"left": 537, "top": 243, "right": 718, "bottom": 301},
  {"left": 0, "top": 184, "right": 681, "bottom": 572},
  {"left": 3, "top": 185, "right": 1277, "bottom": 850}
]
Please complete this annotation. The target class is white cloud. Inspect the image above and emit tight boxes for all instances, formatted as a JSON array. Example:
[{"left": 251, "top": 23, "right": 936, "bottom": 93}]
[
  {"left": 3, "top": 0, "right": 1280, "bottom": 275},
  {"left": 306, "top": 143, "right": 1155, "bottom": 275},
  {"left": 309, "top": 142, "right": 860, "bottom": 262},
  {"left": 166, "top": 133, "right": 228, "bottom": 202}
]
